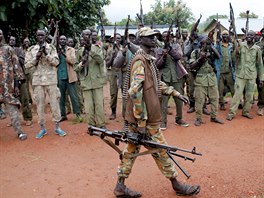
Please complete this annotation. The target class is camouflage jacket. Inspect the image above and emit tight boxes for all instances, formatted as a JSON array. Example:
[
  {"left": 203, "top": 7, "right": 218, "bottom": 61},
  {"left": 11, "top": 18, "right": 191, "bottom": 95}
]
[
  {"left": 25, "top": 42, "right": 59, "bottom": 86},
  {"left": 0, "top": 44, "right": 24, "bottom": 106}
]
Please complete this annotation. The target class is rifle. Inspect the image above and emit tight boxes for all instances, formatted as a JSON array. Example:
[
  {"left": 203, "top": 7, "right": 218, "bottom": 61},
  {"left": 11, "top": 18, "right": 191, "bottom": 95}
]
[
  {"left": 113, "top": 22, "right": 117, "bottom": 50},
  {"left": 190, "top": 14, "right": 202, "bottom": 42},
  {"left": 229, "top": 3, "right": 238, "bottom": 46},
  {"left": 136, "top": 0, "right": 144, "bottom": 25},
  {"left": 82, "top": 36, "right": 91, "bottom": 76},
  {"left": 98, "top": 11, "right": 105, "bottom": 42},
  {"left": 216, "top": 22, "right": 221, "bottom": 43},
  {"left": 88, "top": 126, "right": 202, "bottom": 179},
  {"left": 241, "top": 10, "right": 250, "bottom": 37},
  {"left": 164, "top": 20, "right": 174, "bottom": 49},
  {"left": 123, "top": 15, "right": 130, "bottom": 47},
  {"left": 208, "top": 21, "right": 220, "bottom": 42}
]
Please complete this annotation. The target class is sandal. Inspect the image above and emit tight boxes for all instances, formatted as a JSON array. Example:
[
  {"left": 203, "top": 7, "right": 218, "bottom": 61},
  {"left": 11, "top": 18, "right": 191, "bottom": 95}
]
[
  {"left": 171, "top": 178, "right": 200, "bottom": 196},
  {"left": 175, "top": 184, "right": 200, "bottom": 196}
]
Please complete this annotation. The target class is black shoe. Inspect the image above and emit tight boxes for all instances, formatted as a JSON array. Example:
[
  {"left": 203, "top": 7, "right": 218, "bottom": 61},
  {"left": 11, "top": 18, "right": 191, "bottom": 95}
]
[
  {"left": 220, "top": 104, "right": 226, "bottom": 111},
  {"left": 60, "top": 116, "right": 68, "bottom": 122},
  {"left": 194, "top": 119, "right": 203, "bottom": 126},
  {"left": 109, "top": 113, "right": 116, "bottom": 120},
  {"left": 187, "top": 107, "right": 195, "bottom": 113},
  {"left": 202, "top": 108, "right": 210, "bottom": 115},
  {"left": 18, "top": 133, "right": 27, "bottom": 141},
  {"left": 175, "top": 119, "right": 189, "bottom": 127},
  {"left": 210, "top": 117, "right": 224, "bottom": 124},
  {"left": 242, "top": 113, "right": 253, "bottom": 119}
]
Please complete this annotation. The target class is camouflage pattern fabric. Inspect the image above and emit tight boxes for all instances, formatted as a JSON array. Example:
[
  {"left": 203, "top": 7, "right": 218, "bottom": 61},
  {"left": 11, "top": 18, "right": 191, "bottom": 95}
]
[{"left": 117, "top": 124, "right": 177, "bottom": 179}]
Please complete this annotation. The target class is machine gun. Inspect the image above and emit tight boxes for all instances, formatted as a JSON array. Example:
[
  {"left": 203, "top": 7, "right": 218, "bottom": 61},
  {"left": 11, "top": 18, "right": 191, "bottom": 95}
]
[{"left": 88, "top": 126, "right": 202, "bottom": 179}]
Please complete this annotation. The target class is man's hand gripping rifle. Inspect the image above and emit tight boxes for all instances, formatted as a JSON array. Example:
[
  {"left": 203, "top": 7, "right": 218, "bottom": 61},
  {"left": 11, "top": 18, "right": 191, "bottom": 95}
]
[{"left": 88, "top": 126, "right": 202, "bottom": 179}]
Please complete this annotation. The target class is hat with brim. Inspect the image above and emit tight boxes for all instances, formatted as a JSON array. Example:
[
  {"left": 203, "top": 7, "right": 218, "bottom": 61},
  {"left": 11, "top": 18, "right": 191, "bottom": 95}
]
[{"left": 138, "top": 27, "right": 159, "bottom": 37}]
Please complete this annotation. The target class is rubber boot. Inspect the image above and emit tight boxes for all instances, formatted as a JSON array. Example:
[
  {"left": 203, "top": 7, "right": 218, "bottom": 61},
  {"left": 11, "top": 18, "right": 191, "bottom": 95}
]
[
  {"left": 114, "top": 177, "right": 142, "bottom": 198},
  {"left": 170, "top": 177, "right": 200, "bottom": 196}
]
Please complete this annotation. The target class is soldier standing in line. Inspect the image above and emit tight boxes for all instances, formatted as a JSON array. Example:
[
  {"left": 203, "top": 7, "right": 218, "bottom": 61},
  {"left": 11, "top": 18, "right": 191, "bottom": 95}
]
[
  {"left": 21, "top": 37, "right": 33, "bottom": 105},
  {"left": 226, "top": 31, "right": 264, "bottom": 120},
  {"left": 8, "top": 36, "right": 33, "bottom": 126},
  {"left": 256, "top": 28, "right": 264, "bottom": 116},
  {"left": 214, "top": 30, "right": 235, "bottom": 111},
  {"left": 25, "top": 29, "right": 66, "bottom": 139},
  {"left": 0, "top": 29, "right": 27, "bottom": 140},
  {"left": 189, "top": 36, "right": 224, "bottom": 126},
  {"left": 75, "top": 29, "right": 106, "bottom": 128},
  {"left": 156, "top": 31, "right": 189, "bottom": 130},
  {"left": 105, "top": 33, "right": 122, "bottom": 120},
  {"left": 57, "top": 35, "right": 81, "bottom": 122},
  {"left": 113, "top": 27, "right": 200, "bottom": 198}
]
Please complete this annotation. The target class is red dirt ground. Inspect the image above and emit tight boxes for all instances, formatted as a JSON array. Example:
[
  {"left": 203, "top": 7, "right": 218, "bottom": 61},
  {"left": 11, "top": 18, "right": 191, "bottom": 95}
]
[{"left": 1, "top": 84, "right": 264, "bottom": 198}]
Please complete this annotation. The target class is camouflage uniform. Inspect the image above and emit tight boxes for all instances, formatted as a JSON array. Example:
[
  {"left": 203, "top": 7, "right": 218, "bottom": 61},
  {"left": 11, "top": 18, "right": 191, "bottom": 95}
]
[
  {"left": 0, "top": 44, "right": 27, "bottom": 139},
  {"left": 75, "top": 44, "right": 106, "bottom": 127},
  {"left": 118, "top": 50, "right": 183, "bottom": 179},
  {"left": 25, "top": 42, "right": 61, "bottom": 125},
  {"left": 13, "top": 47, "right": 33, "bottom": 122}
]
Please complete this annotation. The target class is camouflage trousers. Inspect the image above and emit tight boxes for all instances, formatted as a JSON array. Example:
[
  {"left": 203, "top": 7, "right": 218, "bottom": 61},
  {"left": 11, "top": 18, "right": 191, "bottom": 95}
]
[
  {"left": 229, "top": 77, "right": 255, "bottom": 115},
  {"left": 5, "top": 103, "right": 23, "bottom": 134},
  {"left": 117, "top": 124, "right": 177, "bottom": 179},
  {"left": 33, "top": 85, "right": 61, "bottom": 125}
]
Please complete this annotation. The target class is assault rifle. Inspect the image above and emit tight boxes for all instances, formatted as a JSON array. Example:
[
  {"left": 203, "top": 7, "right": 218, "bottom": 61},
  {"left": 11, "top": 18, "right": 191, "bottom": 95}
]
[
  {"left": 190, "top": 14, "right": 202, "bottom": 42},
  {"left": 241, "top": 10, "right": 250, "bottom": 37},
  {"left": 123, "top": 15, "right": 131, "bottom": 47},
  {"left": 229, "top": 3, "right": 238, "bottom": 46},
  {"left": 88, "top": 125, "right": 202, "bottom": 179},
  {"left": 113, "top": 22, "right": 117, "bottom": 50},
  {"left": 164, "top": 20, "right": 174, "bottom": 49},
  {"left": 98, "top": 11, "right": 105, "bottom": 42},
  {"left": 136, "top": 0, "right": 144, "bottom": 25}
]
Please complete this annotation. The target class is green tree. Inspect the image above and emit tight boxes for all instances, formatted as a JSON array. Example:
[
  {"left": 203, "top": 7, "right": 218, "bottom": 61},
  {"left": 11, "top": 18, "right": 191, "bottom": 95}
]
[
  {"left": 239, "top": 11, "right": 258, "bottom": 18},
  {"left": 142, "top": 0, "right": 194, "bottom": 28},
  {"left": 0, "top": 0, "right": 110, "bottom": 44}
]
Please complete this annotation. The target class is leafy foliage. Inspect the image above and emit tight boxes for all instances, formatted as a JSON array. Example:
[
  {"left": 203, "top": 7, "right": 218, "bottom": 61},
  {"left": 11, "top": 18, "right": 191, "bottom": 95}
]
[
  {"left": 0, "top": 0, "right": 110, "bottom": 44},
  {"left": 143, "top": 0, "right": 194, "bottom": 28},
  {"left": 239, "top": 11, "right": 258, "bottom": 18}
]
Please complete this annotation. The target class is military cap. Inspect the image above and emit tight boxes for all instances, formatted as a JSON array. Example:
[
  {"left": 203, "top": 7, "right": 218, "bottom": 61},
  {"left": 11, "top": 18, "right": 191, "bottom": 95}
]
[
  {"left": 221, "top": 30, "right": 229, "bottom": 35},
  {"left": 138, "top": 27, "right": 158, "bottom": 37}
]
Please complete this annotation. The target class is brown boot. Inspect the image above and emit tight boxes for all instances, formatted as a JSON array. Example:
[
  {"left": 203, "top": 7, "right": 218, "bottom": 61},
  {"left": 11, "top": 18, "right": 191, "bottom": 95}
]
[
  {"left": 170, "top": 178, "right": 200, "bottom": 196},
  {"left": 114, "top": 177, "right": 142, "bottom": 198}
]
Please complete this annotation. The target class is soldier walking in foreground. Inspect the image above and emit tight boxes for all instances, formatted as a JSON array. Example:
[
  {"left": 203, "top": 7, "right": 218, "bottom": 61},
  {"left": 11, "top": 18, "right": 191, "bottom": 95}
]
[
  {"left": 25, "top": 29, "right": 66, "bottom": 139},
  {"left": 0, "top": 29, "right": 27, "bottom": 140},
  {"left": 114, "top": 27, "right": 200, "bottom": 198}
]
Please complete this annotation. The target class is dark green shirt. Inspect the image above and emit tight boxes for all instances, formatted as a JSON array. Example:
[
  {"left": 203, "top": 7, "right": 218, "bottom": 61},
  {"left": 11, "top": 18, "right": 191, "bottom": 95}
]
[{"left": 57, "top": 52, "right": 68, "bottom": 80}]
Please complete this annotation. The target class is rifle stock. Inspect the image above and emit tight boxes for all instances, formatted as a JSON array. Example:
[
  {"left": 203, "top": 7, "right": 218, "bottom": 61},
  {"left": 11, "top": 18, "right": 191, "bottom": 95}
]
[{"left": 88, "top": 125, "right": 202, "bottom": 178}]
